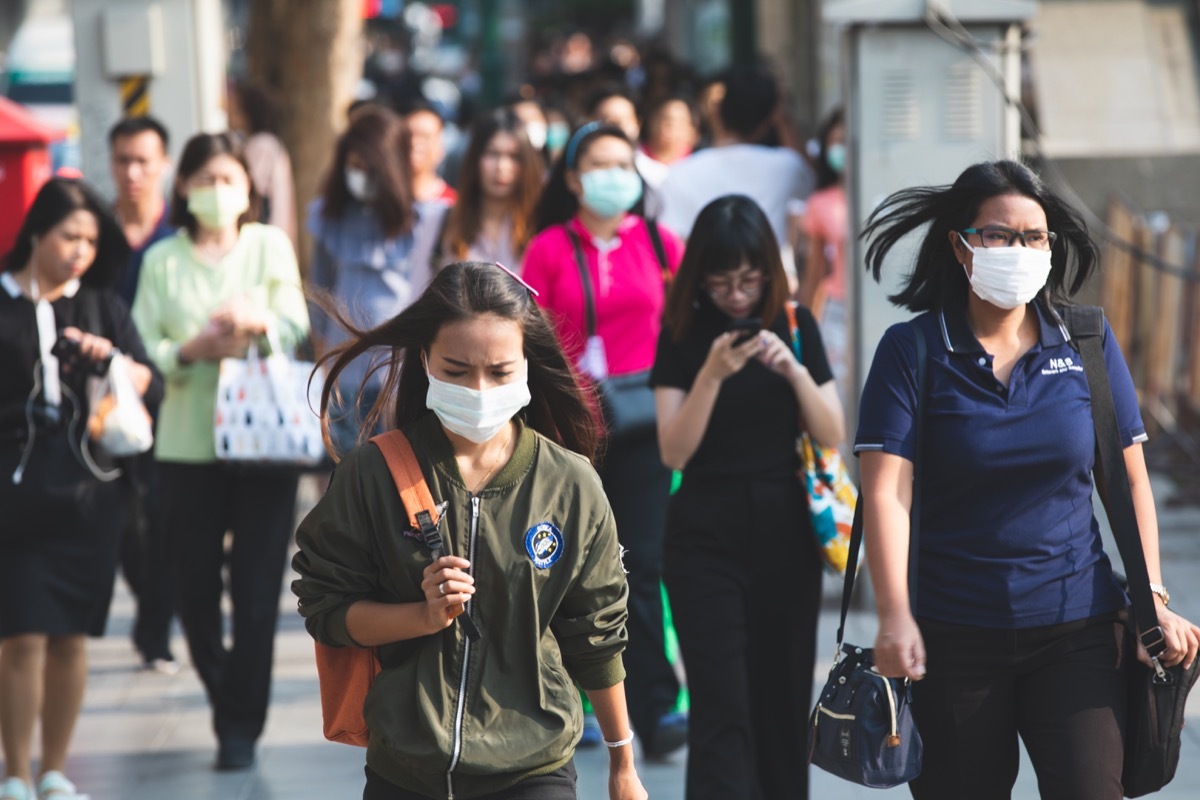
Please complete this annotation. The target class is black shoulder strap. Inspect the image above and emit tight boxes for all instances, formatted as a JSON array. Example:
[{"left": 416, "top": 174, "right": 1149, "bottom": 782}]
[
  {"left": 1061, "top": 305, "right": 1165, "bottom": 661},
  {"left": 430, "top": 204, "right": 453, "bottom": 269},
  {"left": 568, "top": 230, "right": 598, "bottom": 338},
  {"left": 644, "top": 217, "right": 670, "bottom": 281},
  {"left": 836, "top": 321, "right": 927, "bottom": 645}
]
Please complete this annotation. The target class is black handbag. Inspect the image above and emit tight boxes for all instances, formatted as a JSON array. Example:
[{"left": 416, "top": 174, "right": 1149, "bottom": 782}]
[
  {"left": 569, "top": 222, "right": 669, "bottom": 439},
  {"left": 1062, "top": 305, "right": 1199, "bottom": 798},
  {"left": 808, "top": 323, "right": 927, "bottom": 788}
]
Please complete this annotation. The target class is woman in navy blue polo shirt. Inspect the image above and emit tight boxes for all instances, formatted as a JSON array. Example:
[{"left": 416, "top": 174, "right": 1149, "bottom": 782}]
[{"left": 856, "top": 160, "right": 1199, "bottom": 799}]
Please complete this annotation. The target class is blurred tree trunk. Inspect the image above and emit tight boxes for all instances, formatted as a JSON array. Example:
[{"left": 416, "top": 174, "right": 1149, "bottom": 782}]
[{"left": 245, "top": 0, "right": 362, "bottom": 278}]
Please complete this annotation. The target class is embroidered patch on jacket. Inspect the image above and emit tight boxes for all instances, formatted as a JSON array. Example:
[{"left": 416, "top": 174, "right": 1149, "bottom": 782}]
[{"left": 525, "top": 522, "right": 564, "bottom": 569}]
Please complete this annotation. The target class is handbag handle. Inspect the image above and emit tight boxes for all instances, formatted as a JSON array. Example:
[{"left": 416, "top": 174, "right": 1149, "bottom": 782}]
[
  {"left": 835, "top": 322, "right": 927, "bottom": 648},
  {"left": 1060, "top": 306, "right": 1166, "bottom": 669}
]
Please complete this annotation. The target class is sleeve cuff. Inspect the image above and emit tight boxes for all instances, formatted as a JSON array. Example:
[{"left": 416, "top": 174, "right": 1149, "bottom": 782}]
[
  {"left": 853, "top": 436, "right": 915, "bottom": 461},
  {"left": 309, "top": 600, "right": 361, "bottom": 648},
  {"left": 569, "top": 654, "right": 626, "bottom": 691}
]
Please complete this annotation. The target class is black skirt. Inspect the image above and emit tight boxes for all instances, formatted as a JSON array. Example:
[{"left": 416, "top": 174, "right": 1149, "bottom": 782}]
[{"left": 0, "top": 429, "right": 123, "bottom": 638}]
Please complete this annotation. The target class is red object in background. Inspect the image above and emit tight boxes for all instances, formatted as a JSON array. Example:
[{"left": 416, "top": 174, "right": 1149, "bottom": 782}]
[
  {"left": 431, "top": 4, "right": 458, "bottom": 28},
  {"left": 0, "top": 97, "right": 58, "bottom": 258},
  {"left": 362, "top": 0, "right": 382, "bottom": 19}
]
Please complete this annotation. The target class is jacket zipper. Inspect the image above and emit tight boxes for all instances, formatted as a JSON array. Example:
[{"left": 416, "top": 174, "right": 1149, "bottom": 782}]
[{"left": 445, "top": 495, "right": 481, "bottom": 799}]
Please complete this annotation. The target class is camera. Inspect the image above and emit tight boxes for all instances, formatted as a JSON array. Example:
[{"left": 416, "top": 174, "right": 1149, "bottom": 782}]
[{"left": 51, "top": 336, "right": 113, "bottom": 376}]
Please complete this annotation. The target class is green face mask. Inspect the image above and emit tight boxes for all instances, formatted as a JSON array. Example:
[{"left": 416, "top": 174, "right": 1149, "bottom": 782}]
[{"left": 187, "top": 185, "right": 250, "bottom": 230}]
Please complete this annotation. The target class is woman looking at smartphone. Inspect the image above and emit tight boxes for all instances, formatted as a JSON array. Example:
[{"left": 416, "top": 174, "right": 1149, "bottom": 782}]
[{"left": 650, "top": 194, "right": 843, "bottom": 800}]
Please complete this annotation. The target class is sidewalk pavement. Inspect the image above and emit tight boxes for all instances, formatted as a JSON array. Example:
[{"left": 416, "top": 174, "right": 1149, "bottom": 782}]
[{"left": 48, "top": 474, "right": 1200, "bottom": 799}]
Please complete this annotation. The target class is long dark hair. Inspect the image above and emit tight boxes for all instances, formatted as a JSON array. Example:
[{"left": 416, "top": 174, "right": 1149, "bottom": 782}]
[
  {"left": 862, "top": 160, "right": 1098, "bottom": 312},
  {"left": 320, "top": 105, "right": 415, "bottom": 239},
  {"left": 663, "top": 195, "right": 790, "bottom": 342},
  {"left": 813, "top": 106, "right": 844, "bottom": 191},
  {"left": 4, "top": 177, "right": 129, "bottom": 289},
  {"left": 170, "top": 132, "right": 261, "bottom": 238},
  {"left": 533, "top": 123, "right": 644, "bottom": 232},
  {"left": 315, "top": 261, "right": 598, "bottom": 461},
  {"left": 443, "top": 109, "right": 545, "bottom": 261}
]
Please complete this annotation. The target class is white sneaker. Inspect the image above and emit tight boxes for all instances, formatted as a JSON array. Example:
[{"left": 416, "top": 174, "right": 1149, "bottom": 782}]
[
  {"left": 0, "top": 778, "right": 31, "bottom": 800},
  {"left": 35, "top": 771, "right": 88, "bottom": 800}
]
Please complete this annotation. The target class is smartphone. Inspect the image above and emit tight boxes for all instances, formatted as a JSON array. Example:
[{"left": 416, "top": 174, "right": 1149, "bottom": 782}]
[{"left": 728, "top": 317, "right": 763, "bottom": 346}]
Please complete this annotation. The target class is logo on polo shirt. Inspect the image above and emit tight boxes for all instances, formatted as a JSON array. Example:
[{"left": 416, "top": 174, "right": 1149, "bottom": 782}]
[
  {"left": 525, "top": 522, "right": 564, "bottom": 569},
  {"left": 1041, "top": 356, "right": 1084, "bottom": 376}
]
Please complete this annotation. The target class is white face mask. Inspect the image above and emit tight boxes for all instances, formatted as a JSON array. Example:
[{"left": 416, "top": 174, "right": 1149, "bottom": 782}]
[
  {"left": 525, "top": 121, "right": 548, "bottom": 151},
  {"left": 959, "top": 234, "right": 1053, "bottom": 310},
  {"left": 345, "top": 167, "right": 376, "bottom": 202},
  {"left": 425, "top": 360, "right": 531, "bottom": 444}
]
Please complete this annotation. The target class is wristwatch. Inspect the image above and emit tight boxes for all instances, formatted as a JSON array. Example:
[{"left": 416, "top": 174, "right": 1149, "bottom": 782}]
[{"left": 1149, "top": 582, "right": 1170, "bottom": 607}]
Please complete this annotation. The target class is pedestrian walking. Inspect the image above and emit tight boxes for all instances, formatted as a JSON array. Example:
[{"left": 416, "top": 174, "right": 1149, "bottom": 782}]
[
  {"left": 108, "top": 115, "right": 180, "bottom": 674},
  {"left": 856, "top": 159, "right": 1200, "bottom": 799},
  {"left": 1, "top": 178, "right": 161, "bottom": 800},
  {"left": 403, "top": 100, "right": 458, "bottom": 206},
  {"left": 435, "top": 108, "right": 544, "bottom": 270},
  {"left": 651, "top": 194, "right": 843, "bottom": 799},
  {"left": 308, "top": 105, "right": 447, "bottom": 455},
  {"left": 292, "top": 261, "right": 648, "bottom": 800},
  {"left": 797, "top": 106, "right": 850, "bottom": 404},
  {"left": 658, "top": 69, "right": 813, "bottom": 289},
  {"left": 523, "top": 122, "right": 688, "bottom": 758},
  {"left": 227, "top": 79, "right": 297, "bottom": 247},
  {"left": 131, "top": 132, "right": 311, "bottom": 771}
]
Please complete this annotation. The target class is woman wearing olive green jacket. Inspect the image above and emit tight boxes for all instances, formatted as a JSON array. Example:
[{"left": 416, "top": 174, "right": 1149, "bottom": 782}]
[{"left": 292, "top": 262, "right": 647, "bottom": 800}]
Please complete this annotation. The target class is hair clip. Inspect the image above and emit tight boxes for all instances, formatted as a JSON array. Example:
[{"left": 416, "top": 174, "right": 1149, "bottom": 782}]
[{"left": 494, "top": 262, "right": 539, "bottom": 297}]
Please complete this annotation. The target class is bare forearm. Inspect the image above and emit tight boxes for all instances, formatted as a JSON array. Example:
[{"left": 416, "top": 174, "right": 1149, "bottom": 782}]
[
  {"left": 1126, "top": 445, "right": 1163, "bottom": 585},
  {"left": 861, "top": 453, "right": 915, "bottom": 619},
  {"left": 791, "top": 372, "right": 844, "bottom": 448},
  {"left": 344, "top": 599, "right": 435, "bottom": 646},
  {"left": 584, "top": 683, "right": 636, "bottom": 768},
  {"left": 657, "top": 377, "right": 721, "bottom": 470}
]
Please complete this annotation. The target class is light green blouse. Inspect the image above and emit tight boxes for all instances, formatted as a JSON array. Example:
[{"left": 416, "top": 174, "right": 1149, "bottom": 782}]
[{"left": 132, "top": 223, "right": 310, "bottom": 463}]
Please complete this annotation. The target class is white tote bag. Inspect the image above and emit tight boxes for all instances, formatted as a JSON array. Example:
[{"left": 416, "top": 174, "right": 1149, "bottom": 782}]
[{"left": 214, "top": 330, "right": 326, "bottom": 467}]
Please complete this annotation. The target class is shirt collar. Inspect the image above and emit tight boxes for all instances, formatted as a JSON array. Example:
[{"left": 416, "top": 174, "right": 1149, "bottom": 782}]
[
  {"left": 0, "top": 273, "right": 79, "bottom": 300},
  {"left": 939, "top": 298, "right": 1070, "bottom": 354},
  {"left": 568, "top": 214, "right": 640, "bottom": 249}
]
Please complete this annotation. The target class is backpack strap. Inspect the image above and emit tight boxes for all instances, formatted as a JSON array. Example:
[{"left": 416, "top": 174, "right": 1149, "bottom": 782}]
[
  {"left": 369, "top": 429, "right": 481, "bottom": 642},
  {"left": 371, "top": 430, "right": 439, "bottom": 531}
]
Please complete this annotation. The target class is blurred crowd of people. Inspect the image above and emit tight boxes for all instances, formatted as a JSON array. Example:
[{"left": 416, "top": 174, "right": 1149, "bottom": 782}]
[{"left": 0, "top": 32, "right": 855, "bottom": 800}]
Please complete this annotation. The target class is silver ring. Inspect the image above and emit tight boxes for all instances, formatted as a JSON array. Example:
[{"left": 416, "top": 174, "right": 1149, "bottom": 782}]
[{"left": 438, "top": 581, "right": 446, "bottom": 596}]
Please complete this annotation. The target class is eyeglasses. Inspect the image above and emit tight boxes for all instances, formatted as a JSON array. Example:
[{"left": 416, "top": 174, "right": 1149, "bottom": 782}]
[
  {"left": 494, "top": 262, "right": 539, "bottom": 297},
  {"left": 704, "top": 272, "right": 768, "bottom": 299},
  {"left": 960, "top": 226, "right": 1057, "bottom": 250}
]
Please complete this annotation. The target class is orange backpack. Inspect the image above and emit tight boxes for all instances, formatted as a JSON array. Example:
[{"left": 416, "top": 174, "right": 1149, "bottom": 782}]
[{"left": 314, "top": 430, "right": 445, "bottom": 747}]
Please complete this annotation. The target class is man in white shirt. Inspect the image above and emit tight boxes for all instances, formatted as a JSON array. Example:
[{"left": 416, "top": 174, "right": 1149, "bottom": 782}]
[{"left": 658, "top": 70, "right": 814, "bottom": 283}]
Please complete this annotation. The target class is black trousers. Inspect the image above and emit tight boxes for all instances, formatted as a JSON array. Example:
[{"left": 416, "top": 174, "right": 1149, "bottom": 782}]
[
  {"left": 594, "top": 432, "right": 679, "bottom": 744},
  {"left": 663, "top": 474, "right": 823, "bottom": 800},
  {"left": 159, "top": 461, "right": 298, "bottom": 742},
  {"left": 909, "top": 612, "right": 1128, "bottom": 800},
  {"left": 119, "top": 451, "right": 176, "bottom": 661},
  {"left": 363, "top": 763, "right": 577, "bottom": 800}
]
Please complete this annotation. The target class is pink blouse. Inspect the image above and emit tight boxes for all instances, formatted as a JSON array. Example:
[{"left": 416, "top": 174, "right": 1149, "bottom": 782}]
[{"left": 522, "top": 215, "right": 683, "bottom": 377}]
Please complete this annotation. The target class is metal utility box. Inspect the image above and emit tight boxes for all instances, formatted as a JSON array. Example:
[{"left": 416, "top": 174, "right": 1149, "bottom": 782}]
[{"left": 825, "top": 0, "right": 1035, "bottom": 406}]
